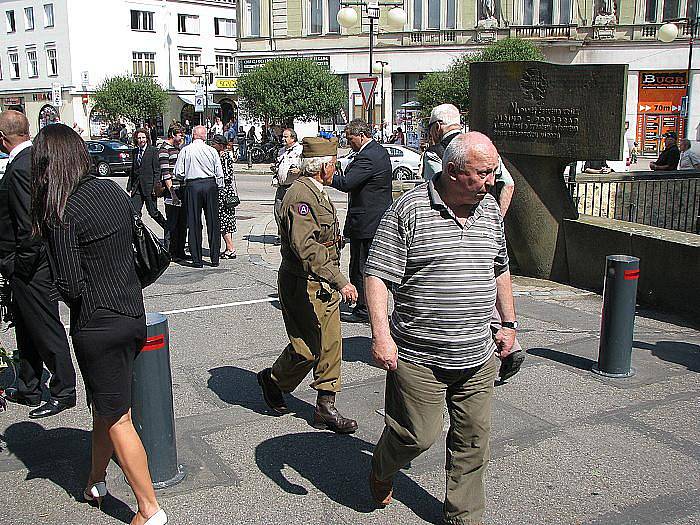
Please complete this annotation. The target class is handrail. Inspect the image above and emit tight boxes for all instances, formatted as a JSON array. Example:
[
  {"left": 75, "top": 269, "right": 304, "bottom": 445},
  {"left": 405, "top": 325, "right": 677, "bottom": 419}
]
[{"left": 574, "top": 170, "right": 700, "bottom": 183}]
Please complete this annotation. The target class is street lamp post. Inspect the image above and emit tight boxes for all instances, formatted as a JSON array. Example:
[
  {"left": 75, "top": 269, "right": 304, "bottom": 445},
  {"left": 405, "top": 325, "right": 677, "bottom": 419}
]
[
  {"left": 373, "top": 60, "right": 390, "bottom": 140},
  {"left": 658, "top": 18, "right": 699, "bottom": 138},
  {"left": 191, "top": 64, "right": 216, "bottom": 126},
  {"left": 337, "top": 2, "right": 406, "bottom": 126}
]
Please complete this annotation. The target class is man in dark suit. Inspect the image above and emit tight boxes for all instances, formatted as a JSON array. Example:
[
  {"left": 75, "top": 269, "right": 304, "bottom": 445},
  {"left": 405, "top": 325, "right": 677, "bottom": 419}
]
[
  {"left": 0, "top": 110, "right": 76, "bottom": 418},
  {"left": 128, "top": 128, "right": 167, "bottom": 229},
  {"left": 332, "top": 119, "right": 392, "bottom": 322}
]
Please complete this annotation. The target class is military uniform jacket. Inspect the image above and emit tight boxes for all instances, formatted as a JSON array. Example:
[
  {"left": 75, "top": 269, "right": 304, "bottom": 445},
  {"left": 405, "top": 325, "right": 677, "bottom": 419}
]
[{"left": 279, "top": 177, "right": 349, "bottom": 291}]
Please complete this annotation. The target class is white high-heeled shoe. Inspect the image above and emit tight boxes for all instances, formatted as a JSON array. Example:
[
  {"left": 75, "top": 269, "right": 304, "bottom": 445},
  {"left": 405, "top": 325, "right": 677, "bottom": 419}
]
[
  {"left": 144, "top": 509, "right": 168, "bottom": 525},
  {"left": 83, "top": 481, "right": 107, "bottom": 509}
]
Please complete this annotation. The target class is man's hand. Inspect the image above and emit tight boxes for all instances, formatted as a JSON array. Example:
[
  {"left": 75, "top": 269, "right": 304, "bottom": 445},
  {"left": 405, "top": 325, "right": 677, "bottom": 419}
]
[
  {"left": 494, "top": 328, "right": 516, "bottom": 359},
  {"left": 339, "top": 283, "right": 358, "bottom": 304},
  {"left": 171, "top": 192, "right": 181, "bottom": 206},
  {"left": 649, "top": 162, "right": 657, "bottom": 171},
  {"left": 372, "top": 336, "right": 398, "bottom": 371}
]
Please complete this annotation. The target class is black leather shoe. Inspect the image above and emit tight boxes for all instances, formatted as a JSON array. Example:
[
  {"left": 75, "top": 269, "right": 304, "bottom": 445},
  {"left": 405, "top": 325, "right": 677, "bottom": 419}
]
[
  {"left": 28, "top": 398, "right": 76, "bottom": 419},
  {"left": 3, "top": 388, "right": 40, "bottom": 407},
  {"left": 257, "top": 368, "right": 289, "bottom": 415},
  {"left": 313, "top": 392, "right": 358, "bottom": 434}
]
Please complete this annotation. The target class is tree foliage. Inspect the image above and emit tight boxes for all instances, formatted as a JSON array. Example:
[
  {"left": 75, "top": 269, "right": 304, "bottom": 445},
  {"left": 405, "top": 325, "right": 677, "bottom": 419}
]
[
  {"left": 92, "top": 75, "right": 169, "bottom": 125},
  {"left": 416, "top": 38, "right": 546, "bottom": 116},
  {"left": 236, "top": 59, "right": 346, "bottom": 124}
]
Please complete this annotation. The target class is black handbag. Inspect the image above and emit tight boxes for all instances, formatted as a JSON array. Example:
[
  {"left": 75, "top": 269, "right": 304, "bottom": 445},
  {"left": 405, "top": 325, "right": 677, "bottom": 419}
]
[
  {"left": 132, "top": 213, "right": 170, "bottom": 288},
  {"left": 220, "top": 183, "right": 240, "bottom": 209}
]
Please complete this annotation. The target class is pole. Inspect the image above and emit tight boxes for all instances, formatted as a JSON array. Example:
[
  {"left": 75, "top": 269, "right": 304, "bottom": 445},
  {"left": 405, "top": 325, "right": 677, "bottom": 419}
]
[
  {"left": 369, "top": 16, "right": 374, "bottom": 127},
  {"left": 686, "top": 21, "right": 695, "bottom": 138},
  {"left": 380, "top": 65, "right": 385, "bottom": 141},
  {"left": 204, "top": 68, "right": 209, "bottom": 131}
]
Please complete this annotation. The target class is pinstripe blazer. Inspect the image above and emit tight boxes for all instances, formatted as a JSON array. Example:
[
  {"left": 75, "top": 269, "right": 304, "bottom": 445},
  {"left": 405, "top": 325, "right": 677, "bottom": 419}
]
[{"left": 46, "top": 176, "right": 144, "bottom": 333}]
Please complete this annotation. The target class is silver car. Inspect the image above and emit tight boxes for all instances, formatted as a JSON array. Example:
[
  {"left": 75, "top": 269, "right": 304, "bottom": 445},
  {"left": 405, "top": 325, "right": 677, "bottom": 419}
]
[
  {"left": 338, "top": 144, "right": 422, "bottom": 181},
  {"left": 0, "top": 152, "right": 9, "bottom": 178}
]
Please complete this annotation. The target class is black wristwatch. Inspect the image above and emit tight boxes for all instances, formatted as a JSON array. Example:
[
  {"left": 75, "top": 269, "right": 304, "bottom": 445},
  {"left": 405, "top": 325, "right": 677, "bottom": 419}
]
[{"left": 501, "top": 321, "right": 518, "bottom": 330}]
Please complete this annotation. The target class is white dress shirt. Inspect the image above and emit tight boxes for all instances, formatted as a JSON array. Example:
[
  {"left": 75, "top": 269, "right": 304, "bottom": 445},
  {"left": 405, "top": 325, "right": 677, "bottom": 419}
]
[{"left": 174, "top": 139, "right": 224, "bottom": 187}]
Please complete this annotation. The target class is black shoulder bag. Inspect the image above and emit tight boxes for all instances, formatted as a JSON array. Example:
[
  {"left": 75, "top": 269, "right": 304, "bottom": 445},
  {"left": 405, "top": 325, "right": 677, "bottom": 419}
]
[{"left": 132, "top": 213, "right": 171, "bottom": 288}]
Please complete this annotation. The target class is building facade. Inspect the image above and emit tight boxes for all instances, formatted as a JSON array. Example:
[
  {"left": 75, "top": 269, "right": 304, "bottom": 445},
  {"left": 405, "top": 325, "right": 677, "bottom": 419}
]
[
  {"left": 0, "top": 0, "right": 238, "bottom": 137},
  {"left": 236, "top": 0, "right": 700, "bottom": 155}
]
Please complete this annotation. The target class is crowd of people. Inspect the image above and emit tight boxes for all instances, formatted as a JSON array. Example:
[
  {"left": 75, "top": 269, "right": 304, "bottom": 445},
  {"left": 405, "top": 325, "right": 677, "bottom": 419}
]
[{"left": 0, "top": 102, "right": 526, "bottom": 525}]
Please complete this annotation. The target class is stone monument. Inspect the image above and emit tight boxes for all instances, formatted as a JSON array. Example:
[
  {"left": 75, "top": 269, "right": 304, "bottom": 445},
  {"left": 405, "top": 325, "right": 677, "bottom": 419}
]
[{"left": 469, "top": 61, "right": 628, "bottom": 280}]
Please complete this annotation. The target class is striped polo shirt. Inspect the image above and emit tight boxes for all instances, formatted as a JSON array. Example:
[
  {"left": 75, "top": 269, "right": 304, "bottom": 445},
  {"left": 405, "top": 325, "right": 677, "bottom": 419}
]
[{"left": 365, "top": 176, "right": 509, "bottom": 369}]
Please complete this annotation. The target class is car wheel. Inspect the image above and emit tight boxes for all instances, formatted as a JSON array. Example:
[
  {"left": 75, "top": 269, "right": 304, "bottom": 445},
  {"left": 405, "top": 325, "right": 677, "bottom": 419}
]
[
  {"left": 97, "top": 162, "right": 111, "bottom": 177},
  {"left": 250, "top": 147, "right": 265, "bottom": 164},
  {"left": 393, "top": 166, "right": 412, "bottom": 181}
]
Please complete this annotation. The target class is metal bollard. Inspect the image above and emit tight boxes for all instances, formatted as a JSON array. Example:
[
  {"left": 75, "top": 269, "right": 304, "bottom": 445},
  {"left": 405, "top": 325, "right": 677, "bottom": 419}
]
[
  {"left": 131, "top": 313, "right": 186, "bottom": 488},
  {"left": 592, "top": 255, "right": 640, "bottom": 378}
]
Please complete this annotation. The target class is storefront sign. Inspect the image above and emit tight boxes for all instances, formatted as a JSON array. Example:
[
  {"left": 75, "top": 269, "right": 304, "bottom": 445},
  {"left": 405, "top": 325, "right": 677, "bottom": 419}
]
[
  {"left": 215, "top": 78, "right": 237, "bottom": 90},
  {"left": 51, "top": 83, "right": 62, "bottom": 107},
  {"left": 636, "top": 71, "right": 686, "bottom": 156},
  {"left": 32, "top": 92, "right": 52, "bottom": 102},
  {"left": 2, "top": 97, "right": 24, "bottom": 105},
  {"left": 238, "top": 55, "right": 331, "bottom": 74}
]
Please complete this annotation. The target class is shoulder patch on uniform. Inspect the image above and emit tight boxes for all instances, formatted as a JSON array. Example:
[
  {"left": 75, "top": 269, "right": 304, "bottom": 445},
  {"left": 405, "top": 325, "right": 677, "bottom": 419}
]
[{"left": 297, "top": 203, "right": 310, "bottom": 216}]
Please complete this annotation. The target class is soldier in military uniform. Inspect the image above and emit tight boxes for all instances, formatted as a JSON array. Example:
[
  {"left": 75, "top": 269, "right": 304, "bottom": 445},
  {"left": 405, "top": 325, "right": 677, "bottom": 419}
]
[{"left": 257, "top": 137, "right": 359, "bottom": 434}]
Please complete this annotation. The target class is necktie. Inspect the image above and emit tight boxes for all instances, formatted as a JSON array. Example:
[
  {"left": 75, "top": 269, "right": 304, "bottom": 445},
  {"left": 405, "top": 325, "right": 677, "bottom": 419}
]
[{"left": 138, "top": 148, "right": 144, "bottom": 165}]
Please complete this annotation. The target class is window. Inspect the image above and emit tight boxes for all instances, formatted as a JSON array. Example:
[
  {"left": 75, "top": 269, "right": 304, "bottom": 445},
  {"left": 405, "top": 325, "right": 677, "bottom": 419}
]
[
  {"left": 392, "top": 73, "right": 423, "bottom": 123},
  {"left": 178, "top": 52, "right": 200, "bottom": 77},
  {"left": 310, "top": 0, "right": 322, "bottom": 34},
  {"left": 413, "top": 0, "right": 422, "bottom": 29},
  {"left": 663, "top": 0, "right": 681, "bottom": 20},
  {"left": 0, "top": 59, "right": 3, "bottom": 80},
  {"left": 688, "top": 0, "right": 699, "bottom": 20},
  {"left": 46, "top": 47, "right": 58, "bottom": 76},
  {"left": 131, "top": 10, "right": 154, "bottom": 31},
  {"left": 178, "top": 14, "right": 200, "bottom": 34},
  {"left": 8, "top": 50, "right": 20, "bottom": 79},
  {"left": 412, "top": 0, "right": 457, "bottom": 29},
  {"left": 44, "top": 4, "right": 54, "bottom": 27},
  {"left": 214, "top": 17, "right": 236, "bottom": 37},
  {"left": 6, "top": 10, "right": 16, "bottom": 32},
  {"left": 25, "top": 7, "right": 34, "bottom": 30},
  {"left": 133, "top": 52, "right": 156, "bottom": 76},
  {"left": 308, "top": 0, "right": 340, "bottom": 34},
  {"left": 521, "top": 0, "right": 571, "bottom": 24},
  {"left": 216, "top": 54, "right": 235, "bottom": 77},
  {"left": 328, "top": 0, "right": 340, "bottom": 32},
  {"left": 246, "top": 0, "right": 260, "bottom": 36},
  {"left": 427, "top": 0, "right": 440, "bottom": 28},
  {"left": 27, "top": 49, "right": 38, "bottom": 77}
]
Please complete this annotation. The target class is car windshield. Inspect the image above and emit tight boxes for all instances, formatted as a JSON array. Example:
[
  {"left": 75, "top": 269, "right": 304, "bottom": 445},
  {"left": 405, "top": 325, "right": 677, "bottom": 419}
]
[{"left": 104, "top": 141, "right": 130, "bottom": 150}]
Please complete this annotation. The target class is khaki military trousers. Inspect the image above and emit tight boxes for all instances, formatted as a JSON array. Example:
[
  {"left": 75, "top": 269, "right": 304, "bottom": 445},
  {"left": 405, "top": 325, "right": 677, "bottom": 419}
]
[
  {"left": 372, "top": 354, "right": 499, "bottom": 525},
  {"left": 271, "top": 271, "right": 342, "bottom": 393}
]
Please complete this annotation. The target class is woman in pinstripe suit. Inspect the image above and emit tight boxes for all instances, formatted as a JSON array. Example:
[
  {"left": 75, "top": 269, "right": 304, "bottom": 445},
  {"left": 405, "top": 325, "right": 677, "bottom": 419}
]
[{"left": 30, "top": 124, "right": 166, "bottom": 525}]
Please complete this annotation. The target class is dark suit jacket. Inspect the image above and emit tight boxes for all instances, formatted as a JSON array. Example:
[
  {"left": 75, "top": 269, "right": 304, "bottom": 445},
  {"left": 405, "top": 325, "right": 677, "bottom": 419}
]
[
  {"left": 47, "top": 176, "right": 144, "bottom": 333},
  {"left": 128, "top": 145, "right": 160, "bottom": 195},
  {"left": 0, "top": 146, "right": 46, "bottom": 282},
  {"left": 331, "top": 140, "right": 392, "bottom": 239}
]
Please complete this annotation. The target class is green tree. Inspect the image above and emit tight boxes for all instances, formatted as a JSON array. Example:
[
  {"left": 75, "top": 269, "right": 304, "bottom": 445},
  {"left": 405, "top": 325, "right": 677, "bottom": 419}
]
[
  {"left": 236, "top": 59, "right": 345, "bottom": 125},
  {"left": 416, "top": 38, "right": 545, "bottom": 116},
  {"left": 92, "top": 75, "right": 169, "bottom": 126}
]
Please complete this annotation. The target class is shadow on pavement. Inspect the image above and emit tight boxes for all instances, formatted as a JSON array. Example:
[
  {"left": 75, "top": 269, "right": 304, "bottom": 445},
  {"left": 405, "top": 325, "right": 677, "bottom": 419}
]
[
  {"left": 0, "top": 421, "right": 134, "bottom": 524},
  {"left": 526, "top": 347, "right": 597, "bottom": 371},
  {"left": 244, "top": 234, "right": 278, "bottom": 245},
  {"left": 255, "top": 431, "right": 442, "bottom": 522},
  {"left": 342, "top": 335, "right": 374, "bottom": 366},
  {"left": 207, "top": 366, "right": 314, "bottom": 422},
  {"left": 634, "top": 340, "right": 700, "bottom": 372}
]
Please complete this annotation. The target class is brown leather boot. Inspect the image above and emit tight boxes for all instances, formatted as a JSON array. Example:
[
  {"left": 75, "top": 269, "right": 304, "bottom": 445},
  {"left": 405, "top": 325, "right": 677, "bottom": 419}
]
[
  {"left": 257, "top": 368, "right": 289, "bottom": 415},
  {"left": 369, "top": 471, "right": 393, "bottom": 506},
  {"left": 312, "top": 391, "right": 358, "bottom": 434}
]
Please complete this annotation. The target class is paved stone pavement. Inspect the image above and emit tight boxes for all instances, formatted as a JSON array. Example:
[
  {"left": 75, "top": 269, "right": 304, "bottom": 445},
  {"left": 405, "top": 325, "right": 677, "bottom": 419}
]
[{"left": 0, "top": 186, "right": 698, "bottom": 525}]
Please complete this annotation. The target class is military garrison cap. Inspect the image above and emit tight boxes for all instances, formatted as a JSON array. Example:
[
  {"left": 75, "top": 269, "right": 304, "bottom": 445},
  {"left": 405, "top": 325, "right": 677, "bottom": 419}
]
[{"left": 301, "top": 137, "right": 338, "bottom": 158}]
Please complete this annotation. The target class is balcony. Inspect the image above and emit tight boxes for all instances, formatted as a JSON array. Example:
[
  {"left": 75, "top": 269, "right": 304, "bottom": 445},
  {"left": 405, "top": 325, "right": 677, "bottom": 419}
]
[{"left": 509, "top": 24, "right": 577, "bottom": 39}]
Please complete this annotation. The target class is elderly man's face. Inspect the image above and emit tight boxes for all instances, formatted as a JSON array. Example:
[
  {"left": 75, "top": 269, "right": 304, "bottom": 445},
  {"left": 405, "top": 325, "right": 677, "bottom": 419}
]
[
  {"left": 345, "top": 131, "right": 365, "bottom": 152},
  {"left": 282, "top": 130, "right": 295, "bottom": 148},
  {"left": 446, "top": 148, "right": 498, "bottom": 204}
]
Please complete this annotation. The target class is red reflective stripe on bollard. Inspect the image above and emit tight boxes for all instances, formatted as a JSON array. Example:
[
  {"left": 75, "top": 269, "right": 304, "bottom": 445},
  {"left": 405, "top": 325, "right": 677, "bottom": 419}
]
[
  {"left": 623, "top": 270, "right": 640, "bottom": 280},
  {"left": 142, "top": 335, "right": 165, "bottom": 351}
]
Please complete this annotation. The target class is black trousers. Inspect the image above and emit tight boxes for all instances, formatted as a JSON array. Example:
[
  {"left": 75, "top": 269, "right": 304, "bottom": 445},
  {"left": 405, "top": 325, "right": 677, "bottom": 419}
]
[
  {"left": 10, "top": 260, "right": 76, "bottom": 403},
  {"left": 131, "top": 187, "right": 167, "bottom": 229},
  {"left": 165, "top": 187, "right": 187, "bottom": 259},
  {"left": 349, "top": 238, "right": 373, "bottom": 309},
  {"left": 185, "top": 178, "right": 221, "bottom": 265}
]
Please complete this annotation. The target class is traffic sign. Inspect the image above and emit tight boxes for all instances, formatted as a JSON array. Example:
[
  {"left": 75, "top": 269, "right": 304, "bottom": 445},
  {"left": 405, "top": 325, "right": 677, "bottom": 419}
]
[
  {"left": 194, "top": 95, "right": 204, "bottom": 112},
  {"left": 357, "top": 77, "right": 377, "bottom": 109}
]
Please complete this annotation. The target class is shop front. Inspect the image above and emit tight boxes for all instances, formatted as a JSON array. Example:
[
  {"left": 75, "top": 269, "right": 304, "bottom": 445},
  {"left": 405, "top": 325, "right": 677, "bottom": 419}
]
[{"left": 636, "top": 71, "right": 687, "bottom": 157}]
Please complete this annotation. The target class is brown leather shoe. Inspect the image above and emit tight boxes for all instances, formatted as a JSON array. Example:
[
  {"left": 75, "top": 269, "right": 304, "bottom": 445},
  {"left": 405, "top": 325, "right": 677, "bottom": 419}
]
[
  {"left": 312, "top": 391, "right": 358, "bottom": 434},
  {"left": 257, "top": 368, "right": 289, "bottom": 415},
  {"left": 369, "top": 471, "right": 393, "bottom": 506}
]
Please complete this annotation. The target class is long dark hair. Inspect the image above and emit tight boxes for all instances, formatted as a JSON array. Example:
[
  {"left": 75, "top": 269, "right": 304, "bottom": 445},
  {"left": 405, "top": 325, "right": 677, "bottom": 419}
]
[{"left": 31, "top": 123, "right": 90, "bottom": 236}]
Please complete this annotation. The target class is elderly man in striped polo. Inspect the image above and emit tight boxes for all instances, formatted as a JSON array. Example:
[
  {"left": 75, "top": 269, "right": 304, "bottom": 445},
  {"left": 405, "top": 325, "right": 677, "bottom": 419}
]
[{"left": 364, "top": 132, "right": 517, "bottom": 525}]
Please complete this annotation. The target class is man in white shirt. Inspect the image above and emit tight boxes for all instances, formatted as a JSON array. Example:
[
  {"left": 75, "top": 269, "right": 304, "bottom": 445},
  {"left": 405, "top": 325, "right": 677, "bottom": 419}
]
[
  {"left": 175, "top": 125, "right": 224, "bottom": 267},
  {"left": 272, "top": 128, "right": 303, "bottom": 237},
  {"left": 678, "top": 138, "right": 700, "bottom": 170}
]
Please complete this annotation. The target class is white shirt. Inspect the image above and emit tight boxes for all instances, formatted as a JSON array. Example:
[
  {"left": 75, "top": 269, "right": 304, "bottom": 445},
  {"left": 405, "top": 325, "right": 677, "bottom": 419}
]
[
  {"left": 174, "top": 139, "right": 224, "bottom": 187},
  {"left": 8, "top": 140, "right": 32, "bottom": 163},
  {"left": 276, "top": 142, "right": 303, "bottom": 186},
  {"left": 678, "top": 149, "right": 700, "bottom": 170}
]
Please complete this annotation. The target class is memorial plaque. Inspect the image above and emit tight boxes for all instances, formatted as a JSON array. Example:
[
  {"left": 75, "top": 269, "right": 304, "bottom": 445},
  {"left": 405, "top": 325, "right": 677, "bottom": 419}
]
[{"left": 469, "top": 62, "right": 628, "bottom": 161}]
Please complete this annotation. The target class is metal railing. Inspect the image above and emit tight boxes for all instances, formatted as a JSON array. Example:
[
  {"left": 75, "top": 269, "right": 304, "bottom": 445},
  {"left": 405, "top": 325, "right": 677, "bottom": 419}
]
[
  {"left": 569, "top": 172, "right": 700, "bottom": 234},
  {"left": 509, "top": 24, "right": 577, "bottom": 39}
]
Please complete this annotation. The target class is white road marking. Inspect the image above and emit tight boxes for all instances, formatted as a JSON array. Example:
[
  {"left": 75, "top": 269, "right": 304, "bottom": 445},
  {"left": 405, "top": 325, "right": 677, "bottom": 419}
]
[{"left": 159, "top": 296, "right": 277, "bottom": 316}]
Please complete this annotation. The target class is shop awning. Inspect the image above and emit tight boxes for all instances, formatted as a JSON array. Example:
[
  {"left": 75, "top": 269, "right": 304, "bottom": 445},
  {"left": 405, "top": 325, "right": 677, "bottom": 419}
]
[{"left": 178, "top": 94, "right": 221, "bottom": 109}]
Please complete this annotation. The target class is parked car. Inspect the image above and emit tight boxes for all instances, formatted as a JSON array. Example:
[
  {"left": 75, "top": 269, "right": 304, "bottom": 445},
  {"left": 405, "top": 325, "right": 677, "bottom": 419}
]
[
  {"left": 86, "top": 140, "right": 132, "bottom": 176},
  {"left": 338, "top": 144, "right": 421, "bottom": 180},
  {"left": 0, "top": 151, "right": 9, "bottom": 178}
]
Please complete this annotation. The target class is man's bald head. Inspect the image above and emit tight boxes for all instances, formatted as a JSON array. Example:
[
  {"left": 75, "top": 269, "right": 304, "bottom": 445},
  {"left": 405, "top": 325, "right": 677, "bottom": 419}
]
[
  {"left": 0, "top": 110, "right": 30, "bottom": 139},
  {"left": 443, "top": 132, "right": 498, "bottom": 173},
  {"left": 192, "top": 125, "right": 207, "bottom": 140}
]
